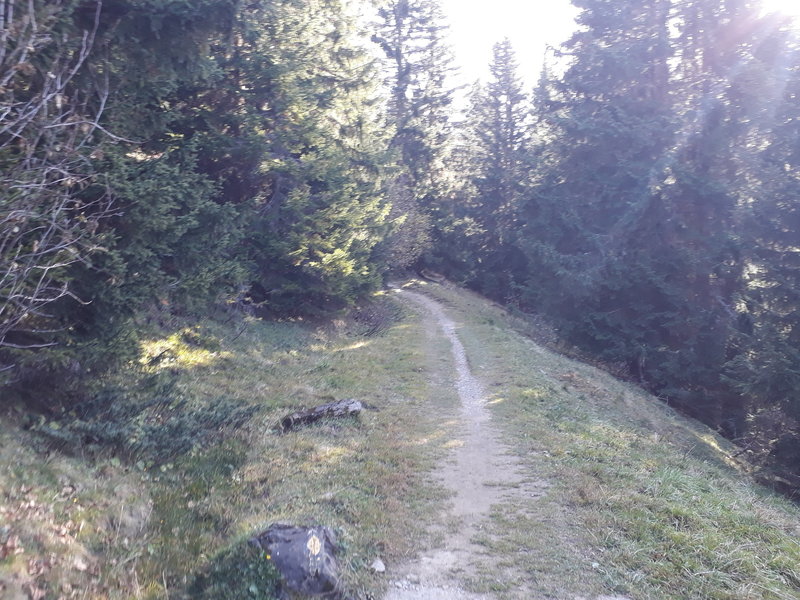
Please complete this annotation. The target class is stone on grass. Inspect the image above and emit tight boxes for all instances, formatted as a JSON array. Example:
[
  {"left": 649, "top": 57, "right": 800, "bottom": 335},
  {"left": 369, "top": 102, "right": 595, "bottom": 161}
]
[
  {"left": 370, "top": 558, "right": 386, "bottom": 573},
  {"left": 250, "top": 524, "right": 342, "bottom": 598}
]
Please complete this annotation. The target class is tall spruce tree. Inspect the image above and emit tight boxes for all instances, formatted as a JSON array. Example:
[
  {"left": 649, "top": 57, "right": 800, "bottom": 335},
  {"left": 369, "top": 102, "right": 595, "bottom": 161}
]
[
  {"left": 372, "top": 0, "right": 457, "bottom": 269},
  {"left": 724, "top": 20, "right": 800, "bottom": 468},
  {"left": 522, "top": 0, "right": 787, "bottom": 429},
  {"left": 239, "top": 0, "right": 392, "bottom": 314},
  {"left": 457, "top": 39, "right": 530, "bottom": 301},
  {"left": 521, "top": 0, "right": 675, "bottom": 365},
  {"left": 645, "top": 0, "right": 770, "bottom": 424},
  {"left": 1, "top": 0, "right": 394, "bottom": 387},
  {"left": 1, "top": 0, "right": 249, "bottom": 381},
  {"left": 65, "top": 0, "right": 247, "bottom": 363}
]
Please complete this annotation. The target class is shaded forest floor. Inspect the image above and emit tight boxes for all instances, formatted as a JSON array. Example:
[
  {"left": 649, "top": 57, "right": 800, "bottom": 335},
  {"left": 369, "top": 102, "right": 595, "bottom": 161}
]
[{"left": 2, "top": 281, "right": 800, "bottom": 599}]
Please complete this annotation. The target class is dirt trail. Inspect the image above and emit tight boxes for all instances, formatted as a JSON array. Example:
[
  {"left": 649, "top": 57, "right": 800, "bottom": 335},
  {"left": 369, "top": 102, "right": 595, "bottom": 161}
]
[
  {"left": 384, "top": 289, "right": 533, "bottom": 600},
  {"left": 385, "top": 289, "right": 632, "bottom": 600}
]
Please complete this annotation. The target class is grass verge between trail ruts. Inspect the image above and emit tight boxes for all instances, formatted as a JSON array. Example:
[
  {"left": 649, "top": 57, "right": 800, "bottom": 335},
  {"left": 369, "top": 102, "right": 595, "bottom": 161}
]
[
  {"left": 1, "top": 295, "right": 457, "bottom": 600},
  {"left": 417, "top": 281, "right": 800, "bottom": 600}
]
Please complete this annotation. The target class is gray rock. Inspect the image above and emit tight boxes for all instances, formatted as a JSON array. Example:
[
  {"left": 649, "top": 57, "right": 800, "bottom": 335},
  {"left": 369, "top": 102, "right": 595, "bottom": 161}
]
[
  {"left": 250, "top": 524, "right": 341, "bottom": 598},
  {"left": 370, "top": 558, "right": 386, "bottom": 573}
]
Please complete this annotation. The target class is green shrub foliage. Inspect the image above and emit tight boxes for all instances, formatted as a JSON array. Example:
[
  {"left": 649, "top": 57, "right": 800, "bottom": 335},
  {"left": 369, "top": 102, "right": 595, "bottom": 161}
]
[
  {"left": 189, "top": 539, "right": 281, "bottom": 600},
  {"left": 1, "top": 0, "right": 392, "bottom": 380},
  {"left": 32, "top": 371, "right": 259, "bottom": 465}
]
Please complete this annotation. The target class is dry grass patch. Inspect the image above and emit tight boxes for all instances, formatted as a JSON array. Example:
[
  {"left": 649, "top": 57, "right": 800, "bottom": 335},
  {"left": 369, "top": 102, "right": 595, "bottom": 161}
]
[{"left": 0, "top": 422, "right": 154, "bottom": 598}]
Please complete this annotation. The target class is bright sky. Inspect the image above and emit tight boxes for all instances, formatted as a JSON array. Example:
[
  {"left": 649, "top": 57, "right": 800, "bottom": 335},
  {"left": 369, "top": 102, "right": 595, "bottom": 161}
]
[
  {"left": 439, "top": 0, "right": 800, "bottom": 90},
  {"left": 761, "top": 0, "right": 800, "bottom": 19},
  {"left": 438, "top": 0, "right": 580, "bottom": 88}
]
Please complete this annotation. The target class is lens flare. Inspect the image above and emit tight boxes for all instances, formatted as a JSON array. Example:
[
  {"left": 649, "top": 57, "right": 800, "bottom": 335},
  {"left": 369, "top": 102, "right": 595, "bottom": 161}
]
[{"left": 761, "top": 0, "right": 800, "bottom": 18}]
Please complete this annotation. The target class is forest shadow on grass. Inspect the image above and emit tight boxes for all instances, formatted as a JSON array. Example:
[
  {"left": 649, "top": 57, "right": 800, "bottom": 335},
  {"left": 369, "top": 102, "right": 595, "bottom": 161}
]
[{"left": 188, "top": 538, "right": 282, "bottom": 600}]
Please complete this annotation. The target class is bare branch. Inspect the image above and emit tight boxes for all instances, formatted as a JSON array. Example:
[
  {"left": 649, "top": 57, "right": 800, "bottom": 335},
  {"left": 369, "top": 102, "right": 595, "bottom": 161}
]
[
  {"left": 0, "top": 341, "right": 59, "bottom": 349},
  {"left": 1, "top": 0, "right": 114, "bottom": 353}
]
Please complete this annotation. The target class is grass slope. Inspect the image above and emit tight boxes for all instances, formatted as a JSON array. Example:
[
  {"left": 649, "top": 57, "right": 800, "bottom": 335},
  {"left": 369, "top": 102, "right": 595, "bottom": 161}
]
[
  {"left": 420, "top": 282, "right": 800, "bottom": 600},
  {"left": 1, "top": 296, "right": 457, "bottom": 599},
  {"left": 1, "top": 281, "right": 799, "bottom": 600}
]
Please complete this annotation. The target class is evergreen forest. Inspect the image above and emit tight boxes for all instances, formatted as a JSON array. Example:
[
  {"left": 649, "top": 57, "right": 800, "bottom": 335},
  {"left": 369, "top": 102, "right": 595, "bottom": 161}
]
[{"left": 3, "top": 0, "right": 800, "bottom": 494}]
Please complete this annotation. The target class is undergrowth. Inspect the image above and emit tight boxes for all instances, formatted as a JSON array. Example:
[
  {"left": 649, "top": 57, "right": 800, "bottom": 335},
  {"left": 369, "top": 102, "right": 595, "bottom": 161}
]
[
  {"left": 0, "top": 296, "right": 451, "bottom": 599},
  {"left": 30, "top": 370, "right": 259, "bottom": 467},
  {"left": 188, "top": 539, "right": 282, "bottom": 599}
]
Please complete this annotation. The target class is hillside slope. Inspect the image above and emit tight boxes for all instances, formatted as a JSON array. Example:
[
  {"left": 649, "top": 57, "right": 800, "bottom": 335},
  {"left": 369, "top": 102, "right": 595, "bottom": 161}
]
[
  {"left": 410, "top": 281, "right": 800, "bottom": 600},
  {"left": 1, "top": 281, "right": 799, "bottom": 600}
]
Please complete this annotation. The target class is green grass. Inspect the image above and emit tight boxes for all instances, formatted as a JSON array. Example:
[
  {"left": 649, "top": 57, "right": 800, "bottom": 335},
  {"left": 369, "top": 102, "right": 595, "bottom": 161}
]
[
  {"left": 0, "top": 295, "right": 457, "bottom": 599},
  {"left": 3, "top": 282, "right": 800, "bottom": 600},
  {"left": 419, "top": 281, "right": 800, "bottom": 600}
]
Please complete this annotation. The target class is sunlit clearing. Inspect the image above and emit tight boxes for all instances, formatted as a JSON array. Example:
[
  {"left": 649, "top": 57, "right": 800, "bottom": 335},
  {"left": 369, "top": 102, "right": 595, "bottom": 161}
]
[
  {"left": 333, "top": 340, "right": 371, "bottom": 352},
  {"left": 521, "top": 388, "right": 546, "bottom": 400},
  {"left": 140, "top": 330, "right": 228, "bottom": 370},
  {"left": 694, "top": 433, "right": 747, "bottom": 472},
  {"left": 761, "top": 0, "right": 800, "bottom": 17},
  {"left": 313, "top": 444, "right": 351, "bottom": 464},
  {"left": 406, "top": 428, "right": 449, "bottom": 447}
]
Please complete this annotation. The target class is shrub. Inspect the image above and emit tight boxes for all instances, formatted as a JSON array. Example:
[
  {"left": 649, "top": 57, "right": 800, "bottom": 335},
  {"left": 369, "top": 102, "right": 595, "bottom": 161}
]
[
  {"left": 32, "top": 371, "right": 259, "bottom": 466},
  {"left": 188, "top": 539, "right": 281, "bottom": 600}
]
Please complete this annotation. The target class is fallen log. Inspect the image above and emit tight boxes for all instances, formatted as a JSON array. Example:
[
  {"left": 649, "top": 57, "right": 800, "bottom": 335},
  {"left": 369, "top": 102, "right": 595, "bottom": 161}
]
[
  {"left": 279, "top": 399, "right": 363, "bottom": 432},
  {"left": 420, "top": 268, "right": 445, "bottom": 283}
]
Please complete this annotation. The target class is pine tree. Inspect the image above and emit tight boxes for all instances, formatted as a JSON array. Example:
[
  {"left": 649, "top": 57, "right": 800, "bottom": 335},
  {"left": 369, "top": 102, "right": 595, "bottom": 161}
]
[
  {"left": 724, "top": 20, "right": 800, "bottom": 465},
  {"left": 519, "top": 0, "right": 743, "bottom": 422},
  {"left": 0, "top": 0, "right": 247, "bottom": 378},
  {"left": 642, "top": 0, "right": 769, "bottom": 423},
  {"left": 372, "top": 0, "right": 457, "bottom": 269},
  {"left": 239, "top": 0, "right": 392, "bottom": 314},
  {"left": 521, "top": 0, "right": 674, "bottom": 350},
  {"left": 64, "top": 0, "right": 247, "bottom": 360},
  {"left": 522, "top": 0, "right": 785, "bottom": 428},
  {"left": 457, "top": 39, "right": 530, "bottom": 300}
]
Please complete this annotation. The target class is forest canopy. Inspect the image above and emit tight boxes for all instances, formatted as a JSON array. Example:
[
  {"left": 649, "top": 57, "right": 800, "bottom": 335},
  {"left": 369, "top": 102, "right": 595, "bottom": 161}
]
[{"left": 2, "top": 0, "right": 800, "bottom": 489}]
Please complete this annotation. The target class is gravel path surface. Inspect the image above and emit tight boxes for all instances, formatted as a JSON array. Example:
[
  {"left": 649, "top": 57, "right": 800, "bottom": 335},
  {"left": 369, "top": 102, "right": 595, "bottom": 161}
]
[
  {"left": 383, "top": 288, "right": 631, "bottom": 600},
  {"left": 383, "top": 289, "right": 526, "bottom": 600}
]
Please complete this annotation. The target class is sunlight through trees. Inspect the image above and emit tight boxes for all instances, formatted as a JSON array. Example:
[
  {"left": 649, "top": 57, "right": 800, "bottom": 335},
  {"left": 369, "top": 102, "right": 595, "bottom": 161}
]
[{"left": 3, "top": 0, "right": 800, "bottom": 493}]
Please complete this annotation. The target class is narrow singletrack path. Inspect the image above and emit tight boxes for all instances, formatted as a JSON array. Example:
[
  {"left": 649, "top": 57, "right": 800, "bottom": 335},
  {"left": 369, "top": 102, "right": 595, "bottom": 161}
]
[
  {"left": 384, "top": 289, "right": 531, "bottom": 600},
  {"left": 383, "top": 288, "right": 632, "bottom": 600}
]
